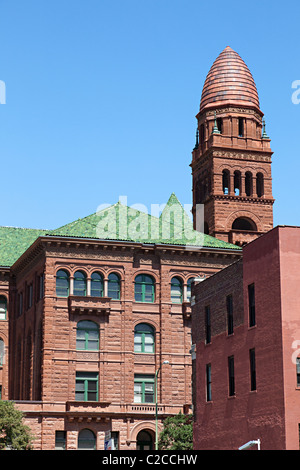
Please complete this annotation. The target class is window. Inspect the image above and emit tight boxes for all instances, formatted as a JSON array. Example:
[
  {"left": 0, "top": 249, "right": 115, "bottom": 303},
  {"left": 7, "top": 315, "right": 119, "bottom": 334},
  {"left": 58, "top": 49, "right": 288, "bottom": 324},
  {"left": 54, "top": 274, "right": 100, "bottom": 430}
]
[
  {"left": 234, "top": 171, "right": 241, "bottom": 196},
  {"left": 0, "top": 296, "right": 7, "bottom": 320},
  {"left": 108, "top": 273, "right": 120, "bottom": 300},
  {"left": 134, "top": 275, "right": 155, "bottom": 303},
  {"left": 38, "top": 273, "right": 44, "bottom": 300},
  {"left": 206, "top": 363, "right": 212, "bottom": 402},
  {"left": 297, "top": 358, "right": 300, "bottom": 387},
  {"left": 55, "top": 431, "right": 66, "bottom": 450},
  {"left": 76, "top": 321, "right": 99, "bottom": 351},
  {"left": 78, "top": 429, "right": 96, "bottom": 450},
  {"left": 91, "top": 272, "right": 103, "bottom": 297},
  {"left": 248, "top": 283, "right": 256, "bottom": 327},
  {"left": 75, "top": 372, "right": 98, "bottom": 402},
  {"left": 245, "top": 171, "right": 253, "bottom": 197},
  {"left": 232, "top": 217, "right": 257, "bottom": 231},
  {"left": 74, "top": 271, "right": 87, "bottom": 296},
  {"left": 171, "top": 276, "right": 183, "bottom": 303},
  {"left": 111, "top": 432, "right": 119, "bottom": 450},
  {"left": 56, "top": 270, "right": 70, "bottom": 297},
  {"left": 256, "top": 172, "right": 264, "bottom": 197},
  {"left": 187, "top": 278, "right": 193, "bottom": 302},
  {"left": 27, "top": 284, "right": 33, "bottom": 309},
  {"left": 18, "top": 292, "right": 23, "bottom": 317},
  {"left": 0, "top": 338, "right": 4, "bottom": 366},
  {"left": 228, "top": 356, "right": 235, "bottom": 396},
  {"left": 250, "top": 349, "right": 256, "bottom": 391},
  {"left": 134, "top": 375, "right": 155, "bottom": 403},
  {"left": 227, "top": 295, "right": 233, "bottom": 335},
  {"left": 222, "top": 170, "right": 230, "bottom": 195},
  {"left": 205, "top": 306, "right": 211, "bottom": 344},
  {"left": 238, "top": 118, "right": 244, "bottom": 137},
  {"left": 134, "top": 323, "right": 155, "bottom": 353}
]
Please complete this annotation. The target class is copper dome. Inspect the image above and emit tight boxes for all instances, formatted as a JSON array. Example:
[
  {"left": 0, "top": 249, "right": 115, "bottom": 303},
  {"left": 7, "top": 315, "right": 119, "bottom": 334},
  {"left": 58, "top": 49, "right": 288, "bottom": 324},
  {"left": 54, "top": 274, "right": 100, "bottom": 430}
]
[{"left": 200, "top": 46, "right": 260, "bottom": 112}]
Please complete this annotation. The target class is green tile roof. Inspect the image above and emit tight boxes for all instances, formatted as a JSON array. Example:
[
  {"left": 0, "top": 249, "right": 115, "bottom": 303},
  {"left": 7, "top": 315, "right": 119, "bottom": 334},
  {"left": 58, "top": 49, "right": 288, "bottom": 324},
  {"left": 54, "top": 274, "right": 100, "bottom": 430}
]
[{"left": 0, "top": 193, "right": 241, "bottom": 267}]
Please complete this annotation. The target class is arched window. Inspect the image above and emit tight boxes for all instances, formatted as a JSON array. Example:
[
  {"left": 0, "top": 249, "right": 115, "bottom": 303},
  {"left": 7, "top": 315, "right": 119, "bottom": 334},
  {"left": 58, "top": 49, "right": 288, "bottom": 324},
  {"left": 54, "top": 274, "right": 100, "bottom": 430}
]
[
  {"left": 76, "top": 320, "right": 99, "bottom": 350},
  {"left": 91, "top": 272, "right": 103, "bottom": 297},
  {"left": 171, "top": 276, "right": 183, "bottom": 303},
  {"left": 232, "top": 217, "right": 257, "bottom": 231},
  {"left": 222, "top": 170, "right": 230, "bottom": 195},
  {"left": 134, "top": 323, "right": 155, "bottom": 353},
  {"left": 78, "top": 429, "right": 96, "bottom": 450},
  {"left": 245, "top": 172, "right": 253, "bottom": 197},
  {"left": 234, "top": 171, "right": 241, "bottom": 196},
  {"left": 74, "top": 271, "right": 87, "bottom": 296},
  {"left": 256, "top": 172, "right": 264, "bottom": 197},
  {"left": 108, "top": 273, "right": 120, "bottom": 300},
  {"left": 0, "top": 338, "right": 4, "bottom": 366},
  {"left": 187, "top": 278, "right": 194, "bottom": 302},
  {"left": 0, "top": 296, "right": 7, "bottom": 320},
  {"left": 56, "top": 269, "right": 70, "bottom": 297},
  {"left": 136, "top": 430, "right": 153, "bottom": 451},
  {"left": 134, "top": 275, "right": 155, "bottom": 303}
]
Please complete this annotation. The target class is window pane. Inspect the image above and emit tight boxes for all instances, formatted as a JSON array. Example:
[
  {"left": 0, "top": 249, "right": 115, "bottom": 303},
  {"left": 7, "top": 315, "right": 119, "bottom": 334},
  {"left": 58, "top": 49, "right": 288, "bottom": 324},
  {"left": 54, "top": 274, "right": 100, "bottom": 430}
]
[{"left": 76, "top": 339, "right": 86, "bottom": 350}]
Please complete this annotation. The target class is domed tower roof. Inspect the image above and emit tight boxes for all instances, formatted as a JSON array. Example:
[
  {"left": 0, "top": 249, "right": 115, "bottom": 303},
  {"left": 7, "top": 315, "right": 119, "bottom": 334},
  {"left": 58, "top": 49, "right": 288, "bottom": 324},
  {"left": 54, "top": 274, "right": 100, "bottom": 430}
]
[{"left": 200, "top": 46, "right": 260, "bottom": 113}]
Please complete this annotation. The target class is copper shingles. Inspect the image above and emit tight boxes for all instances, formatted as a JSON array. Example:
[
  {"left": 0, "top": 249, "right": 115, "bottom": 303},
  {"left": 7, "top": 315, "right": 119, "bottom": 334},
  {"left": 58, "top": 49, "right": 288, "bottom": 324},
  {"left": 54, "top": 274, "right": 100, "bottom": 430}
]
[{"left": 200, "top": 46, "right": 260, "bottom": 112}]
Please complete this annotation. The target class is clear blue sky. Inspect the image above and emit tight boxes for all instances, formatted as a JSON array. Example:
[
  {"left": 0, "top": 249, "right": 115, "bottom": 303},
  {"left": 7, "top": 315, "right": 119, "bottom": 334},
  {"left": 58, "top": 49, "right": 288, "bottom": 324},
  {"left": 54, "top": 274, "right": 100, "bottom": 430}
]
[{"left": 0, "top": 0, "right": 299, "bottom": 230}]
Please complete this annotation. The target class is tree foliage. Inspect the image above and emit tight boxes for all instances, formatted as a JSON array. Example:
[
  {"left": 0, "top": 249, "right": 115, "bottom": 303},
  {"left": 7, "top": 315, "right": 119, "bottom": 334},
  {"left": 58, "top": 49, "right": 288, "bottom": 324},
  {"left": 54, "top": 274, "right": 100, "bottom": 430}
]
[
  {"left": 158, "top": 412, "right": 193, "bottom": 450},
  {"left": 0, "top": 401, "right": 33, "bottom": 450}
]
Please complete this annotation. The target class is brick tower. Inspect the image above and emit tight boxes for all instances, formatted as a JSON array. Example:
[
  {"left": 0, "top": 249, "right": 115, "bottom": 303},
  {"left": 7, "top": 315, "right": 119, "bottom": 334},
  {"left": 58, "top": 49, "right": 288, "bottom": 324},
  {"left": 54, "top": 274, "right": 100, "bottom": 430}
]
[{"left": 191, "top": 46, "right": 274, "bottom": 246}]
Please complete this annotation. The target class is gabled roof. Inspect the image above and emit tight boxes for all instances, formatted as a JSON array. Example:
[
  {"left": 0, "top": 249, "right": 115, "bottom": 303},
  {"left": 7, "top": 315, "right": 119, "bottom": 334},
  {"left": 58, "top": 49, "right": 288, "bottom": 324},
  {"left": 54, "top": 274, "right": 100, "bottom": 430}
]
[{"left": 0, "top": 193, "right": 241, "bottom": 267}]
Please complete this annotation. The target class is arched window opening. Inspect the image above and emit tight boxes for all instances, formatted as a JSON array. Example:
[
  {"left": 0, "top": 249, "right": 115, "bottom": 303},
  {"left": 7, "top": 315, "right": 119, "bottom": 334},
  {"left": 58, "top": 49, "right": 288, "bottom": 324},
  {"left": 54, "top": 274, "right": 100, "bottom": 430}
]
[
  {"left": 171, "top": 277, "right": 183, "bottom": 304},
  {"left": 136, "top": 430, "right": 153, "bottom": 451},
  {"left": 78, "top": 429, "right": 96, "bottom": 451},
  {"left": 76, "top": 320, "right": 99, "bottom": 351},
  {"left": 134, "top": 323, "right": 155, "bottom": 353},
  {"left": 245, "top": 172, "right": 253, "bottom": 197},
  {"left": 56, "top": 270, "right": 70, "bottom": 297},
  {"left": 238, "top": 118, "right": 244, "bottom": 137},
  {"left": 134, "top": 275, "right": 155, "bottom": 303},
  {"left": 91, "top": 272, "right": 103, "bottom": 297},
  {"left": 74, "top": 271, "right": 87, "bottom": 296},
  {"left": 108, "top": 273, "right": 120, "bottom": 300},
  {"left": 0, "top": 296, "right": 7, "bottom": 320},
  {"left": 232, "top": 217, "right": 257, "bottom": 232},
  {"left": 222, "top": 170, "right": 230, "bottom": 195},
  {"left": 234, "top": 171, "right": 241, "bottom": 196},
  {"left": 256, "top": 173, "right": 264, "bottom": 197}
]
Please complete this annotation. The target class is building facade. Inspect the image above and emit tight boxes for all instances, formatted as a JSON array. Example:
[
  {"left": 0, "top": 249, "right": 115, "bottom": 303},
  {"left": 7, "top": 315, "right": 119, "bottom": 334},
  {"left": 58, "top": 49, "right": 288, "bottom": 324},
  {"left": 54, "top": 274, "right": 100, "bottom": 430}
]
[
  {"left": 1, "top": 196, "right": 241, "bottom": 450},
  {"left": 192, "top": 226, "right": 300, "bottom": 450}
]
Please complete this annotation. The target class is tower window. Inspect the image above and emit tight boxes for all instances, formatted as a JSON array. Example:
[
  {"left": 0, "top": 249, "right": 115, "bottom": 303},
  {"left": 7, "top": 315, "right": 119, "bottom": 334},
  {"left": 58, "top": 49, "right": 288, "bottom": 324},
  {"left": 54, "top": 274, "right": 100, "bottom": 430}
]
[
  {"left": 217, "top": 118, "right": 223, "bottom": 134},
  {"left": 232, "top": 217, "right": 257, "bottom": 232},
  {"left": 234, "top": 171, "right": 241, "bottom": 196},
  {"left": 245, "top": 171, "right": 253, "bottom": 197},
  {"left": 256, "top": 172, "right": 264, "bottom": 197},
  {"left": 238, "top": 118, "right": 244, "bottom": 137},
  {"left": 222, "top": 170, "right": 230, "bottom": 195}
]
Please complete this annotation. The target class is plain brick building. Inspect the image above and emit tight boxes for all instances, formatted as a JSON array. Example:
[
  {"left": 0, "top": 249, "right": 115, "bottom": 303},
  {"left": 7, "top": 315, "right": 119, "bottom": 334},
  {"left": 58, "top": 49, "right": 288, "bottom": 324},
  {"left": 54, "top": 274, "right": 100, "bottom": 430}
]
[
  {"left": 0, "top": 195, "right": 241, "bottom": 450},
  {"left": 192, "top": 226, "right": 300, "bottom": 450}
]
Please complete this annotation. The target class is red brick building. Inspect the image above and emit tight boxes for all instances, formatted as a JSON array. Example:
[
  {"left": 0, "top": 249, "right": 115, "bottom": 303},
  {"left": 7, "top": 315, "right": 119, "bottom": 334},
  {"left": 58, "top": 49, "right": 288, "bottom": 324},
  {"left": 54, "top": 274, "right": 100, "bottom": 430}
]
[
  {"left": 0, "top": 196, "right": 241, "bottom": 450},
  {"left": 192, "top": 226, "right": 300, "bottom": 450}
]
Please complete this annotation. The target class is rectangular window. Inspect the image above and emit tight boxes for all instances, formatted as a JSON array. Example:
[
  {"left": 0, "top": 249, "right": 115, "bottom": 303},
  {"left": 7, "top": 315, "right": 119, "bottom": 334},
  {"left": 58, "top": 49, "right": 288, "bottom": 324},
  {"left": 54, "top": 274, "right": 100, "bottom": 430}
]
[
  {"left": 111, "top": 432, "right": 119, "bottom": 450},
  {"left": 75, "top": 372, "right": 98, "bottom": 402},
  {"left": 205, "top": 306, "right": 211, "bottom": 344},
  {"left": 18, "top": 292, "right": 23, "bottom": 317},
  {"left": 206, "top": 363, "right": 212, "bottom": 402},
  {"left": 248, "top": 284, "right": 256, "bottom": 327},
  {"left": 55, "top": 431, "right": 66, "bottom": 450},
  {"left": 238, "top": 117, "right": 244, "bottom": 137},
  {"left": 227, "top": 295, "right": 233, "bottom": 335},
  {"left": 134, "top": 375, "right": 155, "bottom": 404},
  {"left": 250, "top": 348, "right": 256, "bottom": 391},
  {"left": 39, "top": 273, "right": 44, "bottom": 300},
  {"left": 297, "top": 358, "right": 300, "bottom": 387},
  {"left": 228, "top": 356, "right": 235, "bottom": 396}
]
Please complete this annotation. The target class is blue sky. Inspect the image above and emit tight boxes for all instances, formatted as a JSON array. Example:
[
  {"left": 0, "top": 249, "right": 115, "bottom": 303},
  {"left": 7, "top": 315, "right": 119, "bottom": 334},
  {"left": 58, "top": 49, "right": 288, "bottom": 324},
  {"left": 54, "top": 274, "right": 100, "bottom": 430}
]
[{"left": 0, "top": 0, "right": 299, "bottom": 230}]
